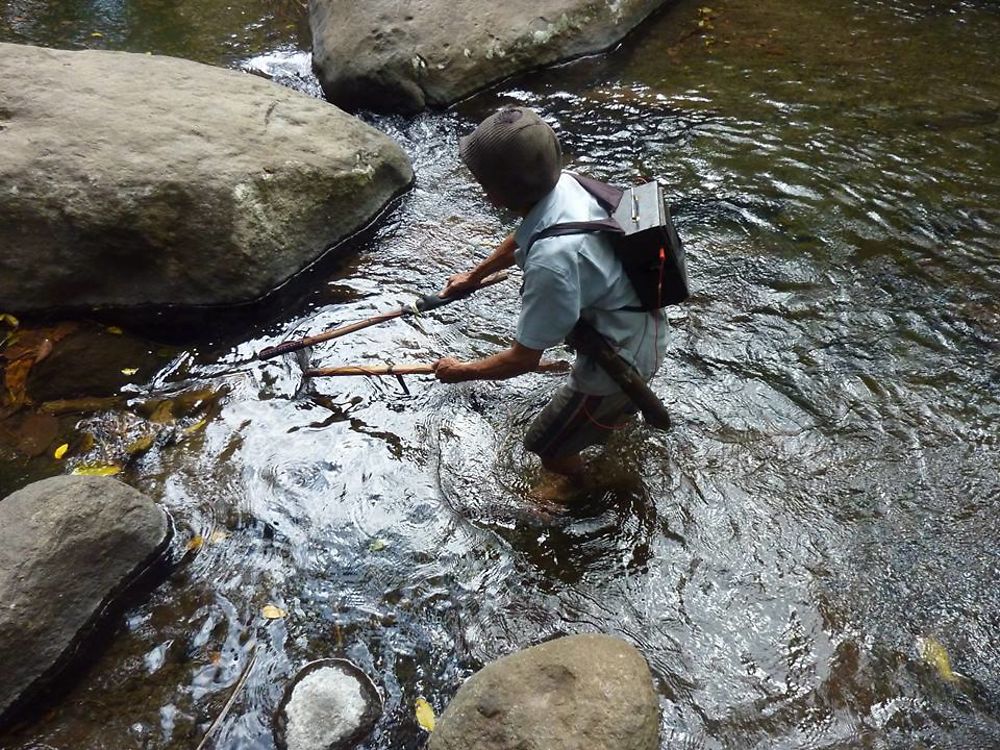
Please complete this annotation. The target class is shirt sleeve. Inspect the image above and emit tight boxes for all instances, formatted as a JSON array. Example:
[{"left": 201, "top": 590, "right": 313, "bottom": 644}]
[{"left": 515, "top": 256, "right": 581, "bottom": 351}]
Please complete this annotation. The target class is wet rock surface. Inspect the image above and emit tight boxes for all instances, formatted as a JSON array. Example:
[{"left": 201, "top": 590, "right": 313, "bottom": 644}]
[
  {"left": 428, "top": 634, "right": 660, "bottom": 750},
  {"left": 27, "top": 326, "right": 175, "bottom": 402},
  {"left": 274, "top": 659, "right": 383, "bottom": 750},
  {"left": 309, "top": 0, "right": 669, "bottom": 112},
  {"left": 0, "top": 43, "right": 413, "bottom": 314},
  {"left": 0, "top": 475, "right": 171, "bottom": 728}
]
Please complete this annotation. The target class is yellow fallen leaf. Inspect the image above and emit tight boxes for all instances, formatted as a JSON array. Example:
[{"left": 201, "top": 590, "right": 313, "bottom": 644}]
[
  {"left": 91, "top": 31, "right": 103, "bottom": 38},
  {"left": 917, "top": 636, "right": 960, "bottom": 683},
  {"left": 208, "top": 530, "right": 229, "bottom": 544},
  {"left": 368, "top": 538, "right": 389, "bottom": 552},
  {"left": 71, "top": 464, "right": 121, "bottom": 476},
  {"left": 262, "top": 604, "right": 287, "bottom": 620},
  {"left": 415, "top": 697, "right": 435, "bottom": 732},
  {"left": 183, "top": 418, "right": 208, "bottom": 435},
  {"left": 187, "top": 535, "right": 204, "bottom": 551},
  {"left": 54, "top": 443, "right": 69, "bottom": 460},
  {"left": 127, "top": 433, "right": 156, "bottom": 454},
  {"left": 121, "top": 367, "right": 139, "bottom": 376},
  {"left": 106, "top": 326, "right": 123, "bottom": 335},
  {"left": 0, "top": 313, "right": 18, "bottom": 328}
]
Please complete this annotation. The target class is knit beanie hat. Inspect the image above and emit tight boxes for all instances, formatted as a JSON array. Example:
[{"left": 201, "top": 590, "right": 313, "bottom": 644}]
[{"left": 459, "top": 107, "right": 562, "bottom": 209}]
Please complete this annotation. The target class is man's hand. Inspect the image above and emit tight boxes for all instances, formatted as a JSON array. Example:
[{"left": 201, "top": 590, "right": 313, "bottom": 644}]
[
  {"left": 433, "top": 357, "right": 470, "bottom": 383},
  {"left": 440, "top": 272, "right": 479, "bottom": 299}
]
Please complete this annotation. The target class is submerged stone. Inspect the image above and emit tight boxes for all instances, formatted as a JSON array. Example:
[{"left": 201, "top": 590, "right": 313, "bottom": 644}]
[
  {"left": 27, "top": 325, "right": 176, "bottom": 402},
  {"left": 428, "top": 634, "right": 660, "bottom": 750},
  {"left": 0, "top": 476, "right": 171, "bottom": 729},
  {"left": 274, "top": 659, "right": 383, "bottom": 750},
  {"left": 0, "top": 43, "right": 413, "bottom": 315},
  {"left": 309, "top": 0, "right": 671, "bottom": 113}
]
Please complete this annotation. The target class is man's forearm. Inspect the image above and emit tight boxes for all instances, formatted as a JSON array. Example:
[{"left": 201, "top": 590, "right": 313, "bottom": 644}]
[
  {"left": 462, "top": 349, "right": 537, "bottom": 380},
  {"left": 468, "top": 234, "right": 517, "bottom": 281},
  {"left": 435, "top": 342, "right": 543, "bottom": 382}
]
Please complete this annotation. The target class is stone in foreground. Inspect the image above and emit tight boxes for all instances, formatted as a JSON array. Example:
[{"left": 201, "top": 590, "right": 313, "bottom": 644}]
[
  {"left": 310, "top": 0, "right": 670, "bottom": 113},
  {"left": 0, "top": 43, "right": 413, "bottom": 314},
  {"left": 429, "top": 633, "right": 660, "bottom": 750},
  {"left": 0, "top": 476, "right": 171, "bottom": 728},
  {"left": 274, "top": 659, "right": 383, "bottom": 750}
]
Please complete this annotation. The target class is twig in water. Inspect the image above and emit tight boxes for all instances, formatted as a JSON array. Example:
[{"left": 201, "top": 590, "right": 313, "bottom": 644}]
[{"left": 195, "top": 644, "right": 260, "bottom": 750}]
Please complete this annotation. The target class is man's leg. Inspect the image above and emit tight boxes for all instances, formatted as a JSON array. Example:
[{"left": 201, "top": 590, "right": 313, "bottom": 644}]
[
  {"left": 541, "top": 452, "right": 585, "bottom": 477},
  {"left": 524, "top": 385, "right": 636, "bottom": 503}
]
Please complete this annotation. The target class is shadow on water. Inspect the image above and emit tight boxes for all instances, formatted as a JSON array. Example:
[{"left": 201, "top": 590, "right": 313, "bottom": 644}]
[{"left": 2, "top": 0, "right": 999, "bottom": 748}]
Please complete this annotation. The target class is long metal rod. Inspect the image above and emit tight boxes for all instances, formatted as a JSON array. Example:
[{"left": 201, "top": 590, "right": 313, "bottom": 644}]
[{"left": 257, "top": 271, "right": 510, "bottom": 361}]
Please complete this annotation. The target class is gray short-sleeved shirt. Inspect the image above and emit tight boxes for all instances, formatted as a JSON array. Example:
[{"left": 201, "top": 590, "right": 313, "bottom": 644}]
[{"left": 513, "top": 172, "right": 667, "bottom": 396}]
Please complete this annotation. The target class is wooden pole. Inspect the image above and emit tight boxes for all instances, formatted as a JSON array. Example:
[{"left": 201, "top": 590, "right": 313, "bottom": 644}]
[
  {"left": 306, "top": 364, "right": 436, "bottom": 377},
  {"left": 258, "top": 271, "right": 510, "bottom": 360},
  {"left": 304, "top": 360, "right": 570, "bottom": 378}
]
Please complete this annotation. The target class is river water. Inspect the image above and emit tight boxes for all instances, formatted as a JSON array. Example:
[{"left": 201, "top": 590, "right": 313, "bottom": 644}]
[{"left": 1, "top": 0, "right": 998, "bottom": 748}]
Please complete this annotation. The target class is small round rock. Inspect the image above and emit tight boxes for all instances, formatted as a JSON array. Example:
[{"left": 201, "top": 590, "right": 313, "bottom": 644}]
[{"left": 274, "top": 659, "right": 383, "bottom": 750}]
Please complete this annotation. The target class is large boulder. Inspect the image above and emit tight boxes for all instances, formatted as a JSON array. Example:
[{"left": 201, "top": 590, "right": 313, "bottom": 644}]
[
  {"left": 0, "top": 475, "right": 171, "bottom": 728},
  {"left": 429, "top": 634, "right": 660, "bottom": 750},
  {"left": 309, "top": 0, "right": 670, "bottom": 113},
  {"left": 0, "top": 43, "right": 413, "bottom": 314}
]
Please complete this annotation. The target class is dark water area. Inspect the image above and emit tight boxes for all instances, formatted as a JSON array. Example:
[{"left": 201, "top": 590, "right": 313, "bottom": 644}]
[{"left": 1, "top": 0, "right": 999, "bottom": 748}]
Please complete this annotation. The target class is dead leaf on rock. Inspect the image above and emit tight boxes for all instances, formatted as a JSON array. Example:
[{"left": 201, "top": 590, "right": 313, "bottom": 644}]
[
  {"left": 3, "top": 358, "right": 34, "bottom": 408},
  {"left": 54, "top": 443, "right": 69, "bottom": 460},
  {"left": 1, "top": 322, "right": 77, "bottom": 409}
]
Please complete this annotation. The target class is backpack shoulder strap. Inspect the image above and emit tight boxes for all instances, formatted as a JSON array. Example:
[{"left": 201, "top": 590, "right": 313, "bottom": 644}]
[
  {"left": 525, "top": 218, "right": 623, "bottom": 255},
  {"left": 568, "top": 173, "right": 625, "bottom": 213},
  {"left": 522, "top": 173, "right": 626, "bottom": 256}
]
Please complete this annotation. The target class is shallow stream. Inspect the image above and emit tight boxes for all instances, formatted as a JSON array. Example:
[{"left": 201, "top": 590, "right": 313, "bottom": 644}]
[{"left": 1, "top": 0, "right": 998, "bottom": 748}]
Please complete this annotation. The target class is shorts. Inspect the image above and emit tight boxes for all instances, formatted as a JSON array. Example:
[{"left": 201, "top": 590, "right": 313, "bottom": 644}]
[{"left": 524, "top": 384, "right": 638, "bottom": 460}]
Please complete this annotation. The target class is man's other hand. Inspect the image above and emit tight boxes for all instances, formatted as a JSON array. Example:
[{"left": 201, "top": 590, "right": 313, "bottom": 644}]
[
  {"left": 440, "top": 272, "right": 478, "bottom": 298},
  {"left": 433, "top": 357, "right": 469, "bottom": 383}
]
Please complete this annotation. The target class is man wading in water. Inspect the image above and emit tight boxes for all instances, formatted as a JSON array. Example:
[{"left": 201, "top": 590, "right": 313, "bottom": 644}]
[{"left": 433, "top": 107, "right": 666, "bottom": 501}]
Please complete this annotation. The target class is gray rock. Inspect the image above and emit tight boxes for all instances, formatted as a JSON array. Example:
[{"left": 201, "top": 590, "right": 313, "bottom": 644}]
[
  {"left": 429, "top": 634, "right": 660, "bottom": 750},
  {"left": 309, "top": 0, "right": 670, "bottom": 113},
  {"left": 274, "top": 659, "right": 383, "bottom": 750},
  {"left": 0, "top": 43, "right": 413, "bottom": 314},
  {"left": 0, "top": 475, "right": 171, "bottom": 728}
]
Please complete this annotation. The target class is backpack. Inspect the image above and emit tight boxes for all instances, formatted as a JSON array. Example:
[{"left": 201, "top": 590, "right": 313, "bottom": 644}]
[{"left": 525, "top": 173, "right": 689, "bottom": 311}]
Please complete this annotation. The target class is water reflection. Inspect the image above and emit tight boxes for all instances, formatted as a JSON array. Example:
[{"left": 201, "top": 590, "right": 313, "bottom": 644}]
[
  {"left": 1, "top": 0, "right": 309, "bottom": 63},
  {"left": 2, "top": 0, "right": 999, "bottom": 748}
]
